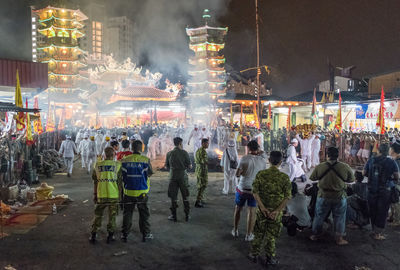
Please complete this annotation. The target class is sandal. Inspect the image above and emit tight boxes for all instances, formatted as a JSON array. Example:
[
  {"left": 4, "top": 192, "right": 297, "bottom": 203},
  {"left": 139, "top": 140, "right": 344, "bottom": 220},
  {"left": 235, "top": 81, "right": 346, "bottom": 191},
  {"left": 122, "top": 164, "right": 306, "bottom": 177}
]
[
  {"left": 336, "top": 238, "right": 349, "bottom": 245},
  {"left": 309, "top": 235, "right": 321, "bottom": 241},
  {"left": 373, "top": 233, "right": 386, "bottom": 240}
]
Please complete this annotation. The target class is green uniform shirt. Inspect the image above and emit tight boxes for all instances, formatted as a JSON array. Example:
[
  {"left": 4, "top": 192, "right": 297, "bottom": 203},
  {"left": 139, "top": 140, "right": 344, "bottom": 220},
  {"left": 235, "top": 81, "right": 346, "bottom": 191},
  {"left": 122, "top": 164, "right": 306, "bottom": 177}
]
[
  {"left": 93, "top": 159, "right": 121, "bottom": 200},
  {"left": 195, "top": 147, "right": 208, "bottom": 177},
  {"left": 253, "top": 166, "right": 292, "bottom": 211},
  {"left": 310, "top": 160, "right": 354, "bottom": 199},
  {"left": 165, "top": 147, "right": 191, "bottom": 180}
]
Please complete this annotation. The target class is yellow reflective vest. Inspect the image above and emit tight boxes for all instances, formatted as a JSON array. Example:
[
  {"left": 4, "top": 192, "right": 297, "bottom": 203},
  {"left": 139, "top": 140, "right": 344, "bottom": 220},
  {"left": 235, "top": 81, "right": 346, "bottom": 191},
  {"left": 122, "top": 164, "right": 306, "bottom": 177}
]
[{"left": 94, "top": 160, "right": 121, "bottom": 199}]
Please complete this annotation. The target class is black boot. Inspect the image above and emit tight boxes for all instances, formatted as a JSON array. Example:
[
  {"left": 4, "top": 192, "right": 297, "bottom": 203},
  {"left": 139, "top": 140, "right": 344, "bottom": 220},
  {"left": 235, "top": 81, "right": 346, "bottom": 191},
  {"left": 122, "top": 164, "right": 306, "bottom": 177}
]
[
  {"left": 89, "top": 232, "right": 96, "bottom": 244},
  {"left": 194, "top": 201, "right": 204, "bottom": 208},
  {"left": 142, "top": 233, "right": 153, "bottom": 242},
  {"left": 265, "top": 256, "right": 279, "bottom": 266},
  {"left": 121, "top": 233, "right": 128, "bottom": 243},
  {"left": 185, "top": 212, "right": 190, "bottom": 222},
  {"left": 168, "top": 208, "right": 177, "bottom": 222},
  {"left": 106, "top": 232, "right": 115, "bottom": 244}
]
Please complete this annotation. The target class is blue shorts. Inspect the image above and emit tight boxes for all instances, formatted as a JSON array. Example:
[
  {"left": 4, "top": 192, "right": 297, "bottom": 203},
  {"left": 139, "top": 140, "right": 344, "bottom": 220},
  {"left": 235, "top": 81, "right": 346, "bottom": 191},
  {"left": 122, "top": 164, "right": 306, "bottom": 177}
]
[{"left": 235, "top": 189, "right": 257, "bottom": 207}]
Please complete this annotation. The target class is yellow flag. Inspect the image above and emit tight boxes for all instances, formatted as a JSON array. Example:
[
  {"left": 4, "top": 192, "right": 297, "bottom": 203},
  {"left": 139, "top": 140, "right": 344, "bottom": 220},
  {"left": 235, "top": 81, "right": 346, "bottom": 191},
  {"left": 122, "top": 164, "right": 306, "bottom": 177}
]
[
  {"left": 15, "top": 70, "right": 25, "bottom": 131},
  {"left": 321, "top": 92, "right": 326, "bottom": 103},
  {"left": 26, "top": 108, "right": 34, "bottom": 145},
  {"left": 33, "top": 97, "right": 43, "bottom": 134}
]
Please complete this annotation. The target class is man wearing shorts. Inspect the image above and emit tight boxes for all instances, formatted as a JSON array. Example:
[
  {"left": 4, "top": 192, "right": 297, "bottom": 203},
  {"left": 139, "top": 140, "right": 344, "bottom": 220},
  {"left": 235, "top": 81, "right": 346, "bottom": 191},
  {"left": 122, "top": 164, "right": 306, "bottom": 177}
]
[
  {"left": 362, "top": 135, "right": 374, "bottom": 162},
  {"left": 232, "top": 140, "right": 267, "bottom": 241}
]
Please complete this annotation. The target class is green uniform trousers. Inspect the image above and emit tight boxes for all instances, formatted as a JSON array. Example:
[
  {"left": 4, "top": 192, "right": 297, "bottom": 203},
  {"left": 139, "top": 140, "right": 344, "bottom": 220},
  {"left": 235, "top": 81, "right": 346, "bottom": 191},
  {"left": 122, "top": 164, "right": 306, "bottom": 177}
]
[
  {"left": 91, "top": 199, "right": 119, "bottom": 233},
  {"left": 251, "top": 213, "right": 283, "bottom": 258},
  {"left": 196, "top": 174, "right": 208, "bottom": 202},
  {"left": 122, "top": 194, "right": 150, "bottom": 235},
  {"left": 168, "top": 177, "right": 190, "bottom": 214}
]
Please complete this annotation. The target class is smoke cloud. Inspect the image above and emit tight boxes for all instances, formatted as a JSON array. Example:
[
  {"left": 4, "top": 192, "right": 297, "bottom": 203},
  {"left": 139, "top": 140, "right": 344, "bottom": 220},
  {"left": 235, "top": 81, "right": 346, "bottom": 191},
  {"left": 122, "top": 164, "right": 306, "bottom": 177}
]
[{"left": 113, "top": 0, "right": 232, "bottom": 83}]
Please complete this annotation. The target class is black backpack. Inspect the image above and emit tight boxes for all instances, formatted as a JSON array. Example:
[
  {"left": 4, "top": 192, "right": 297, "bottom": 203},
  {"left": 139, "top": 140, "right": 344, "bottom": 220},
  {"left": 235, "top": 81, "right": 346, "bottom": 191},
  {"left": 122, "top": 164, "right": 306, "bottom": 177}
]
[{"left": 368, "top": 157, "right": 386, "bottom": 190}]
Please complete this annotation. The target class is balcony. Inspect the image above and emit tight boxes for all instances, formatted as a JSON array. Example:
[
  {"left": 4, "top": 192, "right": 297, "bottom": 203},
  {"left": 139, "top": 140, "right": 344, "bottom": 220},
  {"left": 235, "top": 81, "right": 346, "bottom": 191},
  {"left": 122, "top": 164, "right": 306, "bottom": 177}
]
[{"left": 40, "top": 37, "right": 78, "bottom": 47}]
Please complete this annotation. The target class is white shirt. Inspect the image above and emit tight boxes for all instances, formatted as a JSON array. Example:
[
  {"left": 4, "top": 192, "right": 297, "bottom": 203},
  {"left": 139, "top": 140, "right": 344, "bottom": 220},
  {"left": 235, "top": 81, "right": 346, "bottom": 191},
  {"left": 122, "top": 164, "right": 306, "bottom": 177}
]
[
  {"left": 287, "top": 194, "right": 311, "bottom": 227},
  {"left": 237, "top": 153, "right": 267, "bottom": 191},
  {"left": 59, "top": 140, "right": 77, "bottom": 158}
]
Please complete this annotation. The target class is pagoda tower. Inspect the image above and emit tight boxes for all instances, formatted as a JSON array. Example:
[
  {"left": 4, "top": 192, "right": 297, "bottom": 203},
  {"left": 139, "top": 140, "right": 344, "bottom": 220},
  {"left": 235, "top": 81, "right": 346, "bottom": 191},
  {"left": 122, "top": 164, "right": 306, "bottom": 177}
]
[
  {"left": 186, "top": 9, "right": 228, "bottom": 100},
  {"left": 31, "top": 6, "right": 88, "bottom": 104}
]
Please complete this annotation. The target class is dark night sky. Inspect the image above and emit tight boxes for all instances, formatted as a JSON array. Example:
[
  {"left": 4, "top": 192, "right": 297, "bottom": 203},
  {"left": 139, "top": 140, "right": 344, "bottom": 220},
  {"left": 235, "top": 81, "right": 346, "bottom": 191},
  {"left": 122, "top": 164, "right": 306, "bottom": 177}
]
[{"left": 0, "top": 0, "right": 400, "bottom": 97}]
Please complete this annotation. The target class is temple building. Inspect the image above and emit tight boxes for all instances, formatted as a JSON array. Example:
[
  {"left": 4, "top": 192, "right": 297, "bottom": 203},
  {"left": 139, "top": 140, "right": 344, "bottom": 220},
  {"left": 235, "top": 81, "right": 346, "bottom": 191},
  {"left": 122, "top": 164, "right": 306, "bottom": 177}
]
[
  {"left": 186, "top": 9, "right": 228, "bottom": 100},
  {"left": 31, "top": 6, "right": 89, "bottom": 108},
  {"left": 86, "top": 56, "right": 184, "bottom": 128}
]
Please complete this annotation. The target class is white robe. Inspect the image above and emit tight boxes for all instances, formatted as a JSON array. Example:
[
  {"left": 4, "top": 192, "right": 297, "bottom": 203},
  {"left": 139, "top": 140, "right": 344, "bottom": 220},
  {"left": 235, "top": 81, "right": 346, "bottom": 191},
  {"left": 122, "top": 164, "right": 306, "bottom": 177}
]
[
  {"left": 311, "top": 138, "right": 321, "bottom": 167},
  {"left": 147, "top": 136, "right": 158, "bottom": 160},
  {"left": 78, "top": 139, "right": 90, "bottom": 168},
  {"left": 94, "top": 134, "right": 103, "bottom": 156},
  {"left": 286, "top": 144, "right": 304, "bottom": 181},
  {"left": 188, "top": 129, "right": 202, "bottom": 154},
  {"left": 295, "top": 134, "right": 315, "bottom": 171},
  {"left": 220, "top": 146, "right": 239, "bottom": 194}
]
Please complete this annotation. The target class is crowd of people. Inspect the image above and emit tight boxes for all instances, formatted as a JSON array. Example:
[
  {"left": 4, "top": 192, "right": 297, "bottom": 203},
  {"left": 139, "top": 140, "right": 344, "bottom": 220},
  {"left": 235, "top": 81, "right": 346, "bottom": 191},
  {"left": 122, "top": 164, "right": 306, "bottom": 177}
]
[{"left": 54, "top": 123, "right": 400, "bottom": 267}]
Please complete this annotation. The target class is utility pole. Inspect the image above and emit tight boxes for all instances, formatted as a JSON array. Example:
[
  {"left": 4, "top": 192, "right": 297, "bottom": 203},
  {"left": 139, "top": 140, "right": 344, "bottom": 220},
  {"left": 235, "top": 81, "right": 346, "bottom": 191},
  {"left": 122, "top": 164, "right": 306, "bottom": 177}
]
[{"left": 255, "top": 0, "right": 261, "bottom": 128}]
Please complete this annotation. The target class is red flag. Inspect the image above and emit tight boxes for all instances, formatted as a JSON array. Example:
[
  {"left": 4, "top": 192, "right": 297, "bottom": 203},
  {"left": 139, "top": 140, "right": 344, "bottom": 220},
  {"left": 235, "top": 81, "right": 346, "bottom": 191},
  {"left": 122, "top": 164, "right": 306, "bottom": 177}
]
[
  {"left": 376, "top": 87, "right": 385, "bottom": 134},
  {"left": 311, "top": 88, "right": 318, "bottom": 124},
  {"left": 335, "top": 91, "right": 342, "bottom": 133}
]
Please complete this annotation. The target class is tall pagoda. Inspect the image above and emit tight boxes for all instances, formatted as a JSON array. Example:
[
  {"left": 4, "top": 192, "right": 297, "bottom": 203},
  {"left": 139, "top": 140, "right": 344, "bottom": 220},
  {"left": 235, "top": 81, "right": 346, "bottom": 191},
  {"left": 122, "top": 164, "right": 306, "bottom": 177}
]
[
  {"left": 31, "top": 6, "right": 88, "bottom": 105},
  {"left": 186, "top": 9, "right": 228, "bottom": 100}
]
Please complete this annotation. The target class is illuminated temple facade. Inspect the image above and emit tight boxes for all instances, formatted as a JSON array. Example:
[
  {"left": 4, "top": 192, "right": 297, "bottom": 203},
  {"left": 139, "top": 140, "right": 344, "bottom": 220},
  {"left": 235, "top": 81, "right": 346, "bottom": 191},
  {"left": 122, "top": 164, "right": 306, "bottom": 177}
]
[
  {"left": 186, "top": 9, "right": 228, "bottom": 99},
  {"left": 31, "top": 6, "right": 88, "bottom": 105}
]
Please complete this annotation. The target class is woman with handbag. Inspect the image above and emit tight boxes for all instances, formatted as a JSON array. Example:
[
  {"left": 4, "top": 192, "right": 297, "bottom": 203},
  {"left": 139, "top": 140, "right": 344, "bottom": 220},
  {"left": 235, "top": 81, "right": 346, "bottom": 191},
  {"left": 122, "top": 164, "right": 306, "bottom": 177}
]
[{"left": 220, "top": 139, "right": 239, "bottom": 195}]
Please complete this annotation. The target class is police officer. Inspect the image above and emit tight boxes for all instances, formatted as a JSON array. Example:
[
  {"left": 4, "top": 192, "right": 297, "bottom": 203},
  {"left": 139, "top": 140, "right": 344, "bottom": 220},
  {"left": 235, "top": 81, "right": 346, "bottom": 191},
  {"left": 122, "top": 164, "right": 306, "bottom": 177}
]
[
  {"left": 89, "top": 147, "right": 121, "bottom": 244},
  {"left": 119, "top": 140, "right": 154, "bottom": 242},
  {"left": 165, "top": 137, "right": 192, "bottom": 222},
  {"left": 195, "top": 138, "right": 209, "bottom": 208},
  {"left": 248, "top": 151, "right": 292, "bottom": 266}
]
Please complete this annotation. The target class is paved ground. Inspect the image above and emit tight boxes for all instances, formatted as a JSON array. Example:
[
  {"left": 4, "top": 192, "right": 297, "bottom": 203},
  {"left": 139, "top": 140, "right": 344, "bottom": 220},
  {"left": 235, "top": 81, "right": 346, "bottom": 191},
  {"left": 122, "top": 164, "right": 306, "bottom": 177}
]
[{"left": 0, "top": 160, "right": 400, "bottom": 270}]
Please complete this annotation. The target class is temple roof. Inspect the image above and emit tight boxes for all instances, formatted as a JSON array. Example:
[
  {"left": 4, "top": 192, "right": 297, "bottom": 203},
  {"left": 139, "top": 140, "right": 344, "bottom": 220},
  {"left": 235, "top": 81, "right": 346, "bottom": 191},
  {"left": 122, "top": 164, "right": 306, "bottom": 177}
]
[
  {"left": 108, "top": 86, "right": 178, "bottom": 104},
  {"left": 0, "top": 102, "right": 39, "bottom": 113}
]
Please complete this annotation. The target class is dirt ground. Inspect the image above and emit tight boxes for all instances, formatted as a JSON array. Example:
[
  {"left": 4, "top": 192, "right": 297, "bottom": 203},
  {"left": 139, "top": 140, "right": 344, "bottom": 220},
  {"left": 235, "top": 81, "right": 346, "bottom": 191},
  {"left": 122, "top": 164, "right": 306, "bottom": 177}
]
[{"left": 0, "top": 159, "right": 400, "bottom": 270}]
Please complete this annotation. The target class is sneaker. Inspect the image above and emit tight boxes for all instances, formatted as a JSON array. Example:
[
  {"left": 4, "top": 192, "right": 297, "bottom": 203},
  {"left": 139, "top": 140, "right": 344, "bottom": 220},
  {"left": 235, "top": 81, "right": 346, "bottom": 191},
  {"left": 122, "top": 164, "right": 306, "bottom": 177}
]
[
  {"left": 143, "top": 233, "right": 153, "bottom": 242},
  {"left": 231, "top": 229, "right": 239, "bottom": 238},
  {"left": 221, "top": 191, "right": 228, "bottom": 195},
  {"left": 245, "top": 233, "right": 254, "bottom": 241},
  {"left": 168, "top": 215, "right": 177, "bottom": 222}
]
